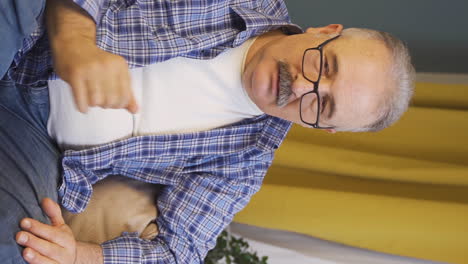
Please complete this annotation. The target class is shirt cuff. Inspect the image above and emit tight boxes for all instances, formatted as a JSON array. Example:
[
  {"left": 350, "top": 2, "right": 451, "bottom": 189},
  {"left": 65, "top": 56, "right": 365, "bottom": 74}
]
[
  {"left": 100, "top": 232, "right": 175, "bottom": 264},
  {"left": 71, "top": 0, "right": 106, "bottom": 24}
]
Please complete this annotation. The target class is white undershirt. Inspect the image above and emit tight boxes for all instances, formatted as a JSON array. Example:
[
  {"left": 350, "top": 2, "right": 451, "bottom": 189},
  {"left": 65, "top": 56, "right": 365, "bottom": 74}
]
[{"left": 47, "top": 38, "right": 262, "bottom": 150}]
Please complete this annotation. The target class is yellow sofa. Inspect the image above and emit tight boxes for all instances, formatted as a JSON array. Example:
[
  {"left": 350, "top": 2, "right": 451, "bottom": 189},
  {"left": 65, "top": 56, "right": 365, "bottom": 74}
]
[{"left": 234, "top": 77, "right": 468, "bottom": 264}]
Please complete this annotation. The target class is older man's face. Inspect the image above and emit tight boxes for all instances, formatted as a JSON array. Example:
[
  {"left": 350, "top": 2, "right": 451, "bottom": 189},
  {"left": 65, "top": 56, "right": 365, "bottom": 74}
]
[{"left": 242, "top": 27, "right": 392, "bottom": 132}]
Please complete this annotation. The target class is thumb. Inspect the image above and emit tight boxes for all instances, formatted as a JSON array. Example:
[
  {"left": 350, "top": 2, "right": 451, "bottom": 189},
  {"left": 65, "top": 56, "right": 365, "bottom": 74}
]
[{"left": 41, "top": 198, "right": 65, "bottom": 226}]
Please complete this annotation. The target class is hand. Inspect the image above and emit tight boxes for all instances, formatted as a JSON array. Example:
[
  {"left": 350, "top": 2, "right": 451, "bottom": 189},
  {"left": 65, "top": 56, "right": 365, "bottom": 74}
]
[
  {"left": 16, "top": 198, "right": 77, "bottom": 264},
  {"left": 52, "top": 38, "right": 138, "bottom": 114}
]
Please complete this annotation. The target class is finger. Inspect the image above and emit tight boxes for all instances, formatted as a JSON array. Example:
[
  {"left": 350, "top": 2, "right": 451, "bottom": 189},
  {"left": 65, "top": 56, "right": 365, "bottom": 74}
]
[
  {"left": 68, "top": 79, "right": 89, "bottom": 113},
  {"left": 20, "top": 218, "right": 69, "bottom": 246},
  {"left": 102, "top": 78, "right": 121, "bottom": 109},
  {"left": 104, "top": 55, "right": 131, "bottom": 109},
  {"left": 118, "top": 68, "right": 132, "bottom": 108},
  {"left": 120, "top": 72, "right": 138, "bottom": 113},
  {"left": 86, "top": 79, "right": 103, "bottom": 107},
  {"left": 41, "top": 198, "right": 65, "bottom": 226},
  {"left": 89, "top": 54, "right": 126, "bottom": 109},
  {"left": 16, "top": 231, "right": 63, "bottom": 262},
  {"left": 112, "top": 55, "right": 130, "bottom": 109},
  {"left": 115, "top": 85, "right": 130, "bottom": 109},
  {"left": 22, "top": 247, "right": 59, "bottom": 264}
]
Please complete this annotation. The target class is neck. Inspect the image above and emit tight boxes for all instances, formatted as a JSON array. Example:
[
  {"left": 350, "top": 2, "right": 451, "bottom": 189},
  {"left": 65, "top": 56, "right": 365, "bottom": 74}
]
[{"left": 244, "top": 29, "right": 287, "bottom": 70}]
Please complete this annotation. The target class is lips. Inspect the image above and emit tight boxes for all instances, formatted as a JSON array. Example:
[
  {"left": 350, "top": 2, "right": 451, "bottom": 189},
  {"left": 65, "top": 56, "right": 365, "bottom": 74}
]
[{"left": 273, "top": 67, "right": 279, "bottom": 99}]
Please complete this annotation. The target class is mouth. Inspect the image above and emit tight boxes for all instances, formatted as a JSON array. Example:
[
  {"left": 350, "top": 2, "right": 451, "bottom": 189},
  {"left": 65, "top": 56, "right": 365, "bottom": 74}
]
[{"left": 273, "top": 67, "right": 280, "bottom": 99}]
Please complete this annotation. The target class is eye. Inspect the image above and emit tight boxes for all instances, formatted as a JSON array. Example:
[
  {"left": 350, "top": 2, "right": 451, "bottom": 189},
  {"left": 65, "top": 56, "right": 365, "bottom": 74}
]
[{"left": 320, "top": 97, "right": 327, "bottom": 114}]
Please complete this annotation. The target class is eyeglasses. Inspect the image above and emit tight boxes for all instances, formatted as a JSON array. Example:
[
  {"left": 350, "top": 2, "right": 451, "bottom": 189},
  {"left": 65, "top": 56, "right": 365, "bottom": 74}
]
[{"left": 299, "top": 35, "right": 341, "bottom": 129}]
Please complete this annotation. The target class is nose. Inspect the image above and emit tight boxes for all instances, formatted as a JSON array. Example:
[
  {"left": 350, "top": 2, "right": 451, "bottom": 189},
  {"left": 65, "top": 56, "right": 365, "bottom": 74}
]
[{"left": 290, "top": 75, "right": 314, "bottom": 98}]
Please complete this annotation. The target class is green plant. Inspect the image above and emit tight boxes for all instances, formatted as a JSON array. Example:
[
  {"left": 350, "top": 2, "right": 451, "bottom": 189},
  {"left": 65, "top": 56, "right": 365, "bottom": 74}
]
[{"left": 204, "top": 230, "right": 268, "bottom": 264}]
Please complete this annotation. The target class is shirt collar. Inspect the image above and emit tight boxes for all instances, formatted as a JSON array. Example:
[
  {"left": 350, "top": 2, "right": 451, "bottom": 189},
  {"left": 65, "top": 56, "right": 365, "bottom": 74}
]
[{"left": 230, "top": 5, "right": 303, "bottom": 47}]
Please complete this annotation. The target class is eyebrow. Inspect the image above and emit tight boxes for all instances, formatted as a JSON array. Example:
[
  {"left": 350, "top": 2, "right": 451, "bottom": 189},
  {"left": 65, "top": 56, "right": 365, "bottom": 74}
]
[
  {"left": 327, "top": 95, "right": 336, "bottom": 120},
  {"left": 332, "top": 52, "right": 339, "bottom": 76}
]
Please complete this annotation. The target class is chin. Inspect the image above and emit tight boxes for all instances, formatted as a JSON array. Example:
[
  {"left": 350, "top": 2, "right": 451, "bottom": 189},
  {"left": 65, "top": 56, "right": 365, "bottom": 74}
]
[{"left": 251, "top": 66, "right": 277, "bottom": 106}]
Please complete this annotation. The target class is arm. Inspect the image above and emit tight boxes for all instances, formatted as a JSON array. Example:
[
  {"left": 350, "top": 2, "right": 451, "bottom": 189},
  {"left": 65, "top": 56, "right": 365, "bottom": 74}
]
[{"left": 46, "top": 0, "right": 138, "bottom": 113}]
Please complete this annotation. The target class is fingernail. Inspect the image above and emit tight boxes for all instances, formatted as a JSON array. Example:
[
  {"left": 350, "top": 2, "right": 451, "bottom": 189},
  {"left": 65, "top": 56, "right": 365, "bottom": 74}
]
[
  {"left": 18, "top": 233, "right": 28, "bottom": 244},
  {"left": 26, "top": 251, "right": 34, "bottom": 259},
  {"left": 22, "top": 220, "right": 31, "bottom": 229}
]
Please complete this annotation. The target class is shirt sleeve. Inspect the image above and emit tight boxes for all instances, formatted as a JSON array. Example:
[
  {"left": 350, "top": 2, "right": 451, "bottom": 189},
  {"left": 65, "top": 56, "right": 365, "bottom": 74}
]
[
  {"left": 71, "top": 0, "right": 107, "bottom": 24},
  {"left": 100, "top": 153, "right": 272, "bottom": 263}
]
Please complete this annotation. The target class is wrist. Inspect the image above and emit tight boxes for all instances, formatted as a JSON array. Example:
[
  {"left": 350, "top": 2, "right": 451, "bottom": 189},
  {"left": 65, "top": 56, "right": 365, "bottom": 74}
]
[
  {"left": 75, "top": 241, "right": 104, "bottom": 264},
  {"left": 46, "top": 0, "right": 97, "bottom": 51},
  {"left": 50, "top": 34, "right": 96, "bottom": 52}
]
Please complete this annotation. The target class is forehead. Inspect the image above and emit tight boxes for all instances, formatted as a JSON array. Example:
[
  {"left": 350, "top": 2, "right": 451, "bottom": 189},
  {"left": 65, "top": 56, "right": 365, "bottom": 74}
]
[{"left": 329, "top": 37, "right": 391, "bottom": 129}]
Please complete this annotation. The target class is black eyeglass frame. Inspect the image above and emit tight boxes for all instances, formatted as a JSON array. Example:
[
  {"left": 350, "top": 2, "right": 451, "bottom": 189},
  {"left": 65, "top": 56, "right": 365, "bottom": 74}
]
[{"left": 299, "top": 34, "right": 341, "bottom": 129}]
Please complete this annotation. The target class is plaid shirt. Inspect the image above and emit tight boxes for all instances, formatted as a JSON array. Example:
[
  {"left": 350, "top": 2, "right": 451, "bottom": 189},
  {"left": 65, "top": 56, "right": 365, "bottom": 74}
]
[
  {"left": 13, "top": 0, "right": 302, "bottom": 263},
  {"left": 60, "top": 115, "right": 291, "bottom": 263}
]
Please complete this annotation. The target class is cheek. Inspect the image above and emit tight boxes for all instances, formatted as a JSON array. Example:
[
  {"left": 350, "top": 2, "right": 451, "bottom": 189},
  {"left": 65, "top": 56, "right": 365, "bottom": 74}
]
[
  {"left": 265, "top": 99, "right": 302, "bottom": 124},
  {"left": 248, "top": 57, "right": 277, "bottom": 103}
]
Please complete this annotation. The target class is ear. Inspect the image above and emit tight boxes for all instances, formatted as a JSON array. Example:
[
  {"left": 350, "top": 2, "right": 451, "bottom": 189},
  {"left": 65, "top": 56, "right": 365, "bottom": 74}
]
[
  {"left": 305, "top": 24, "right": 343, "bottom": 35},
  {"left": 299, "top": 123, "right": 337, "bottom": 134}
]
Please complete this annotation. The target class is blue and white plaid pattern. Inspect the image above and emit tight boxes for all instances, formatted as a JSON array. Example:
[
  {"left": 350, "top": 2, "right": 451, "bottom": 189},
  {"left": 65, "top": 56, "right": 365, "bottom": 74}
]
[
  {"left": 8, "top": 0, "right": 301, "bottom": 86},
  {"left": 59, "top": 115, "right": 292, "bottom": 263}
]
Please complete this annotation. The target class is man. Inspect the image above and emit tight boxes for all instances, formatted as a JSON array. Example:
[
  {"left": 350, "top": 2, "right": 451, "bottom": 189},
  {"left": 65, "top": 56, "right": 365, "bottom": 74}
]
[{"left": 0, "top": 0, "right": 415, "bottom": 263}]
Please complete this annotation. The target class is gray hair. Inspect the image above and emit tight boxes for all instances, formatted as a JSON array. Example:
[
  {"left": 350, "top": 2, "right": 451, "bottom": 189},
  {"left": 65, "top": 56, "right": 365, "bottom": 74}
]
[{"left": 340, "top": 28, "right": 415, "bottom": 132}]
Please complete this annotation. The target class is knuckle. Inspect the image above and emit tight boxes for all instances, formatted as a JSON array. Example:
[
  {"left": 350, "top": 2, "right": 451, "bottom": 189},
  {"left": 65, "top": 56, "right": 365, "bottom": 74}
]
[
  {"left": 111, "top": 56, "right": 128, "bottom": 70},
  {"left": 67, "top": 67, "right": 85, "bottom": 80},
  {"left": 87, "top": 95, "right": 96, "bottom": 106},
  {"left": 105, "top": 96, "right": 119, "bottom": 107},
  {"left": 121, "top": 98, "right": 130, "bottom": 108},
  {"left": 116, "top": 93, "right": 129, "bottom": 107},
  {"left": 90, "top": 94, "right": 103, "bottom": 106},
  {"left": 118, "top": 99, "right": 128, "bottom": 108},
  {"left": 101, "top": 102, "right": 111, "bottom": 109},
  {"left": 39, "top": 245, "right": 53, "bottom": 258},
  {"left": 108, "top": 103, "right": 120, "bottom": 109},
  {"left": 87, "top": 63, "right": 102, "bottom": 74}
]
